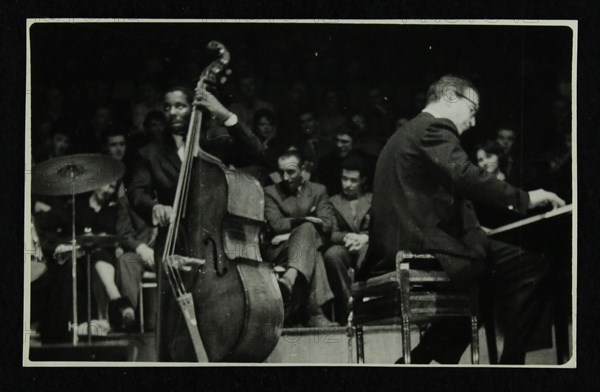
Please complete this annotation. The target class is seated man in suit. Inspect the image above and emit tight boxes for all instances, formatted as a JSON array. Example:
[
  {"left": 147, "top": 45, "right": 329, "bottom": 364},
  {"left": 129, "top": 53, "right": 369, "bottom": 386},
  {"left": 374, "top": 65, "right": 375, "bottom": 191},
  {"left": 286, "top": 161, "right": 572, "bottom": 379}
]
[
  {"left": 102, "top": 128, "right": 157, "bottom": 314},
  {"left": 263, "top": 149, "right": 337, "bottom": 327},
  {"left": 358, "top": 75, "right": 565, "bottom": 364},
  {"left": 323, "top": 155, "right": 372, "bottom": 324}
]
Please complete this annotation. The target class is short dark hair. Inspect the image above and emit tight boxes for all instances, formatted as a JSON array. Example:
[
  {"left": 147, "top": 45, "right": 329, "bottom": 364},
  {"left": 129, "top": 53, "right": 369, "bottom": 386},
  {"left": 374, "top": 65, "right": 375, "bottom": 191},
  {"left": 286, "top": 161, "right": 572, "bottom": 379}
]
[
  {"left": 335, "top": 124, "right": 357, "bottom": 141},
  {"left": 475, "top": 139, "right": 504, "bottom": 157},
  {"left": 426, "top": 75, "right": 479, "bottom": 105},
  {"left": 340, "top": 154, "right": 368, "bottom": 178},
  {"left": 143, "top": 110, "right": 166, "bottom": 129},
  {"left": 252, "top": 109, "right": 276, "bottom": 130},
  {"left": 165, "top": 86, "right": 194, "bottom": 103},
  {"left": 101, "top": 128, "right": 128, "bottom": 145},
  {"left": 299, "top": 109, "right": 316, "bottom": 119}
]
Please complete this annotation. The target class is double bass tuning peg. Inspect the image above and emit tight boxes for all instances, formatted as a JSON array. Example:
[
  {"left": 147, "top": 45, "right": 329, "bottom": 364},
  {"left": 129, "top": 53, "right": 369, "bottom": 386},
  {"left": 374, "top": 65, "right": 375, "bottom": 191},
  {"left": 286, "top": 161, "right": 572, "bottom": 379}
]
[{"left": 218, "top": 68, "right": 232, "bottom": 85}]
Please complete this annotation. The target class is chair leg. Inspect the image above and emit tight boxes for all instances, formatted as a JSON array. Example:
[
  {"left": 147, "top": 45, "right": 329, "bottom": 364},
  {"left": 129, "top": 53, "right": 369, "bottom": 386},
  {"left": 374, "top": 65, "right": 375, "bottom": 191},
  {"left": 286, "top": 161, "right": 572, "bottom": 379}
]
[
  {"left": 553, "top": 290, "right": 571, "bottom": 364},
  {"left": 470, "top": 316, "right": 479, "bottom": 365},
  {"left": 484, "top": 318, "right": 498, "bottom": 364},
  {"left": 402, "top": 316, "right": 411, "bottom": 364},
  {"left": 355, "top": 324, "right": 365, "bottom": 363},
  {"left": 398, "top": 262, "right": 412, "bottom": 364},
  {"left": 139, "top": 283, "right": 144, "bottom": 333}
]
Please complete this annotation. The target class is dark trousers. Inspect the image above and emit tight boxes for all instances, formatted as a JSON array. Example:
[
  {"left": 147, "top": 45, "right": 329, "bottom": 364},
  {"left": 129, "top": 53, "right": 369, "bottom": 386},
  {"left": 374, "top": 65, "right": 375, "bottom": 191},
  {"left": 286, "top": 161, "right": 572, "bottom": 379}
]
[
  {"left": 323, "top": 244, "right": 368, "bottom": 324},
  {"left": 264, "top": 222, "right": 334, "bottom": 311},
  {"left": 415, "top": 239, "right": 549, "bottom": 364},
  {"left": 35, "top": 259, "right": 90, "bottom": 343},
  {"left": 115, "top": 252, "right": 145, "bottom": 309}
]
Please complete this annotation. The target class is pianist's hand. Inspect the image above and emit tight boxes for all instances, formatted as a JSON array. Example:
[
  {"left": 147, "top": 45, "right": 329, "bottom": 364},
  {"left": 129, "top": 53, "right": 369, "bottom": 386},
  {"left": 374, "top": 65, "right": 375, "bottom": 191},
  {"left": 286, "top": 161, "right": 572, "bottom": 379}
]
[{"left": 528, "top": 189, "right": 566, "bottom": 210}]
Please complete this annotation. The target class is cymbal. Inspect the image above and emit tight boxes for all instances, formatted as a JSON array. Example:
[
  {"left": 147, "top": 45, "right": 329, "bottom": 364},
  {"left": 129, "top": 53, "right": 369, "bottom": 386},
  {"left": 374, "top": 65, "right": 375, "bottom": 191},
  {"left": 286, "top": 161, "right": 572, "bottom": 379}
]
[
  {"left": 32, "top": 154, "right": 125, "bottom": 196},
  {"left": 60, "top": 234, "right": 124, "bottom": 249}
]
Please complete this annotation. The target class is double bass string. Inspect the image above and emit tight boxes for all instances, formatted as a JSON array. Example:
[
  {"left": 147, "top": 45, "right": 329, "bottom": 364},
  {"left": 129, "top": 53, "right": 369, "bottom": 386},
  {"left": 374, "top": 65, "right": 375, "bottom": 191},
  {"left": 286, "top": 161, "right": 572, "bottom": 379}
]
[
  {"left": 167, "top": 89, "right": 208, "bottom": 296},
  {"left": 162, "top": 108, "right": 198, "bottom": 298},
  {"left": 171, "top": 111, "right": 200, "bottom": 292}
]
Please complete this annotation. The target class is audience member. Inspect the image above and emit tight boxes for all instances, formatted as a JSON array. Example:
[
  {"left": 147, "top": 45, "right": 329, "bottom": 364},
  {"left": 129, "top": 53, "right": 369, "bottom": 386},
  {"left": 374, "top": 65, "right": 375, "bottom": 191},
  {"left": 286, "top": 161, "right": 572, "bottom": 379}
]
[
  {"left": 476, "top": 140, "right": 507, "bottom": 181},
  {"left": 541, "top": 131, "right": 572, "bottom": 202},
  {"left": 495, "top": 126, "right": 523, "bottom": 185},
  {"left": 247, "top": 109, "right": 286, "bottom": 185},
  {"left": 229, "top": 75, "right": 275, "bottom": 129},
  {"left": 315, "top": 124, "right": 361, "bottom": 196},
  {"left": 127, "top": 110, "right": 167, "bottom": 153},
  {"left": 323, "top": 156, "right": 372, "bottom": 324},
  {"left": 34, "top": 181, "right": 155, "bottom": 337},
  {"left": 318, "top": 89, "right": 347, "bottom": 141},
  {"left": 43, "top": 127, "right": 72, "bottom": 161},
  {"left": 144, "top": 110, "right": 167, "bottom": 145},
  {"left": 351, "top": 112, "right": 384, "bottom": 159},
  {"left": 472, "top": 140, "right": 515, "bottom": 229},
  {"left": 277, "top": 82, "right": 308, "bottom": 138},
  {"left": 131, "top": 81, "right": 164, "bottom": 134},
  {"left": 364, "top": 87, "right": 394, "bottom": 143},
  {"left": 263, "top": 150, "right": 337, "bottom": 327},
  {"left": 293, "top": 110, "right": 334, "bottom": 175},
  {"left": 102, "top": 130, "right": 157, "bottom": 319},
  {"left": 39, "top": 86, "right": 65, "bottom": 124},
  {"left": 76, "top": 105, "right": 114, "bottom": 153}
]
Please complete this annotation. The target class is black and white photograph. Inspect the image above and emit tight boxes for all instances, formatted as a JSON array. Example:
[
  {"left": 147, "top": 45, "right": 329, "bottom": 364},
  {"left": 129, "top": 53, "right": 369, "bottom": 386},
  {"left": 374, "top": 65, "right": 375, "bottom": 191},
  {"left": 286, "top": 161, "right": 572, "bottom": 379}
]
[{"left": 24, "top": 19, "right": 576, "bottom": 366}]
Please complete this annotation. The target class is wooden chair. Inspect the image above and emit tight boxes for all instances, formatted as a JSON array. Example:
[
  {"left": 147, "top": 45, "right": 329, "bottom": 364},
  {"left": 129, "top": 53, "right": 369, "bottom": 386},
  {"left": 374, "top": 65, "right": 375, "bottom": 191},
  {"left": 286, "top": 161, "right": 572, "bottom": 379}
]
[{"left": 349, "top": 251, "right": 485, "bottom": 364}]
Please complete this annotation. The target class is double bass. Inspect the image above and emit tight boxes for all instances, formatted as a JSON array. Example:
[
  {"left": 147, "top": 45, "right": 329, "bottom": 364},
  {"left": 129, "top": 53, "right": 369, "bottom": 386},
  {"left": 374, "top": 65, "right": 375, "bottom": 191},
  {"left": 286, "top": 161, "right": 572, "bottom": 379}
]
[{"left": 158, "top": 41, "right": 283, "bottom": 362}]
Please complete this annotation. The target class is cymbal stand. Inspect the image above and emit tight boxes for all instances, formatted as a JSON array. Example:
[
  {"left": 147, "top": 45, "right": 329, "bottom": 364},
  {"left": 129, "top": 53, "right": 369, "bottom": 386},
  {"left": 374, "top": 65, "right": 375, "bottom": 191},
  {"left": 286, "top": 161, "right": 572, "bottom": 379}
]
[
  {"left": 85, "top": 244, "right": 92, "bottom": 343},
  {"left": 68, "top": 167, "right": 79, "bottom": 346}
]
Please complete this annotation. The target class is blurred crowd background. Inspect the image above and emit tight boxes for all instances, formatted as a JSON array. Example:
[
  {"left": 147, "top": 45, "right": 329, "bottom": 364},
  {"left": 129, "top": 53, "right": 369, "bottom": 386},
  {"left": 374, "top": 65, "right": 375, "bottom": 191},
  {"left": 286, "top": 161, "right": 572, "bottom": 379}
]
[{"left": 29, "top": 22, "right": 572, "bottom": 200}]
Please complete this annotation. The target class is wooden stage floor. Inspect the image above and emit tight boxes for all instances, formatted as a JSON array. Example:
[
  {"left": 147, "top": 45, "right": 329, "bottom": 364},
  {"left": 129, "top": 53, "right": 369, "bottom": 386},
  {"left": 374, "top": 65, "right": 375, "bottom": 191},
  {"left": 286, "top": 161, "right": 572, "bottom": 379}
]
[{"left": 27, "top": 324, "right": 570, "bottom": 365}]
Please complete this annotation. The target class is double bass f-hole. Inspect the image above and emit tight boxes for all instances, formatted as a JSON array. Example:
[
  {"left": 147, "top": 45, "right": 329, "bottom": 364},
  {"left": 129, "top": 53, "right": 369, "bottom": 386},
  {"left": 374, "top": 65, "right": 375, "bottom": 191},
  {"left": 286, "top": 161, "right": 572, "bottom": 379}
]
[{"left": 204, "top": 236, "right": 227, "bottom": 276}]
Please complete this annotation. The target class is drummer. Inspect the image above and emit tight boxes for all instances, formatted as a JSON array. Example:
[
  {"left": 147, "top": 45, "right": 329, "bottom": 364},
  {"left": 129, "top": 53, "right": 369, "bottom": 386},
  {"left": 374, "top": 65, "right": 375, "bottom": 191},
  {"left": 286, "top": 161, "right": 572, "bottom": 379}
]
[{"left": 35, "top": 180, "right": 155, "bottom": 334}]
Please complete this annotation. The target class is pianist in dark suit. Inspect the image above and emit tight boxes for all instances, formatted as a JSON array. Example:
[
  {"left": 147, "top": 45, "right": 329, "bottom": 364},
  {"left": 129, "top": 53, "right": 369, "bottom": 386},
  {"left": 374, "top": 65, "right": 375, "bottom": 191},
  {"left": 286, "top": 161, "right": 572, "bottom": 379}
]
[{"left": 358, "top": 75, "right": 566, "bottom": 364}]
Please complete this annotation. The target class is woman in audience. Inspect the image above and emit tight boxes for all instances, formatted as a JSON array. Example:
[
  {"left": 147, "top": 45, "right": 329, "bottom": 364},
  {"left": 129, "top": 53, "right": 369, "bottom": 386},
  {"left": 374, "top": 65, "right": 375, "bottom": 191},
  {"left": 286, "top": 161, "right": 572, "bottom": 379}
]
[
  {"left": 475, "top": 140, "right": 507, "bottom": 181},
  {"left": 250, "top": 109, "right": 285, "bottom": 185}
]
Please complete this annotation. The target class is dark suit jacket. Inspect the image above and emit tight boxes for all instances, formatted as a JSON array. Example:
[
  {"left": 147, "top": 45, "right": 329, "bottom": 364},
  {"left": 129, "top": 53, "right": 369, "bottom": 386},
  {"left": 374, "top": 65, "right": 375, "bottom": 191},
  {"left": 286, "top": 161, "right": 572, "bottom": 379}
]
[
  {"left": 329, "top": 193, "right": 372, "bottom": 244},
  {"left": 263, "top": 181, "right": 335, "bottom": 236},
  {"left": 128, "top": 122, "right": 264, "bottom": 225},
  {"left": 357, "top": 112, "right": 530, "bottom": 288}
]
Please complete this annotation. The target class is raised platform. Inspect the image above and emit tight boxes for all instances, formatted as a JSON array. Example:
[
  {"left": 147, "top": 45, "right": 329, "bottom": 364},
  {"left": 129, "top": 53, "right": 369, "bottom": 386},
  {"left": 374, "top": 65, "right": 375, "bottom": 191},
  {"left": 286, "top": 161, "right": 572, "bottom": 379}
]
[{"left": 27, "top": 324, "right": 569, "bottom": 365}]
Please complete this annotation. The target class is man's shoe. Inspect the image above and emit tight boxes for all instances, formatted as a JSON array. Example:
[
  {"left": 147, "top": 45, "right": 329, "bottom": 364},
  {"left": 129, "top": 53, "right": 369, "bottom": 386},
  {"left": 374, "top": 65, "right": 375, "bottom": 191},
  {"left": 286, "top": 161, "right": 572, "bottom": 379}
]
[
  {"left": 108, "top": 297, "right": 136, "bottom": 332},
  {"left": 306, "top": 313, "right": 338, "bottom": 328}
]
